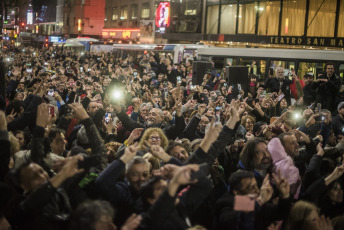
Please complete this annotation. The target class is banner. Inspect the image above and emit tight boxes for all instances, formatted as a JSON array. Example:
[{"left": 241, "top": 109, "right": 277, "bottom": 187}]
[{"left": 140, "top": 20, "right": 155, "bottom": 44}]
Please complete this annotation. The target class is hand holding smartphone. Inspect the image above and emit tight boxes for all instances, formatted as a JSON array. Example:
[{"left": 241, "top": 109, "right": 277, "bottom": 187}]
[{"left": 190, "top": 163, "right": 209, "bottom": 180}]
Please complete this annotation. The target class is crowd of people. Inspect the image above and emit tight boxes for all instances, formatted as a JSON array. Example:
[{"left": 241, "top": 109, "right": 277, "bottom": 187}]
[{"left": 0, "top": 45, "right": 344, "bottom": 230}]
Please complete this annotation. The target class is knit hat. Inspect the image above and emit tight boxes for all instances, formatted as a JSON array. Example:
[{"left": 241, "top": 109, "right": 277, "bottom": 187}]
[{"left": 338, "top": 102, "right": 344, "bottom": 111}]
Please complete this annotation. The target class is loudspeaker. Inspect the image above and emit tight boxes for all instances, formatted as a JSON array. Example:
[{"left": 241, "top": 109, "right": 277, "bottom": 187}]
[
  {"left": 225, "top": 66, "right": 249, "bottom": 86},
  {"left": 192, "top": 61, "right": 212, "bottom": 85}
]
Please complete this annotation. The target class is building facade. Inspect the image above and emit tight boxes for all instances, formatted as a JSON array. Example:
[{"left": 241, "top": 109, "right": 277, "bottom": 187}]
[
  {"left": 58, "top": 0, "right": 105, "bottom": 37},
  {"left": 103, "top": 0, "right": 344, "bottom": 49}
]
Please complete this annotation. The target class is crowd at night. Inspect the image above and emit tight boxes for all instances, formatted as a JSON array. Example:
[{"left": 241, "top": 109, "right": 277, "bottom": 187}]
[{"left": 0, "top": 45, "right": 343, "bottom": 230}]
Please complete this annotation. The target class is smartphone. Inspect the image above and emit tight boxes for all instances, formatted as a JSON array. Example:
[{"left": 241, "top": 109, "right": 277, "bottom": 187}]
[
  {"left": 47, "top": 91, "right": 54, "bottom": 96},
  {"left": 237, "top": 84, "right": 242, "bottom": 91},
  {"left": 105, "top": 112, "right": 112, "bottom": 124},
  {"left": 49, "top": 106, "right": 55, "bottom": 116},
  {"left": 233, "top": 195, "right": 255, "bottom": 212},
  {"left": 224, "top": 83, "right": 227, "bottom": 87},
  {"left": 315, "top": 114, "right": 325, "bottom": 122},
  {"left": 177, "top": 76, "right": 182, "bottom": 84},
  {"left": 164, "top": 88, "right": 168, "bottom": 97},
  {"left": 215, "top": 106, "right": 222, "bottom": 110},
  {"left": 190, "top": 163, "right": 209, "bottom": 180},
  {"left": 78, "top": 154, "right": 102, "bottom": 169},
  {"left": 317, "top": 103, "right": 322, "bottom": 112},
  {"left": 269, "top": 67, "right": 274, "bottom": 76},
  {"left": 133, "top": 72, "right": 137, "bottom": 77},
  {"left": 80, "top": 67, "right": 83, "bottom": 72},
  {"left": 26, "top": 69, "right": 32, "bottom": 73},
  {"left": 277, "top": 94, "right": 284, "bottom": 102},
  {"left": 69, "top": 82, "right": 76, "bottom": 86}
]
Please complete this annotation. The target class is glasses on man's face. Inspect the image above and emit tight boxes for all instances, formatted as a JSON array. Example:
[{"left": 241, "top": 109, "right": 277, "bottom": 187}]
[{"left": 150, "top": 136, "right": 161, "bottom": 141}]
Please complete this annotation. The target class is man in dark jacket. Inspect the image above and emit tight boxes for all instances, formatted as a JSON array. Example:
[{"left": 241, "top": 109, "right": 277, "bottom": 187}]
[
  {"left": 13, "top": 154, "right": 83, "bottom": 230},
  {"left": 215, "top": 170, "right": 292, "bottom": 230},
  {"left": 313, "top": 63, "right": 342, "bottom": 112},
  {"left": 303, "top": 73, "right": 317, "bottom": 106},
  {"left": 95, "top": 144, "right": 150, "bottom": 227},
  {"left": 264, "top": 67, "right": 293, "bottom": 105}
]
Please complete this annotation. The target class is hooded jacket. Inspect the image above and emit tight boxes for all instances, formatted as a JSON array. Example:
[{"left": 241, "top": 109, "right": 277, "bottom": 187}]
[{"left": 268, "top": 138, "right": 301, "bottom": 199}]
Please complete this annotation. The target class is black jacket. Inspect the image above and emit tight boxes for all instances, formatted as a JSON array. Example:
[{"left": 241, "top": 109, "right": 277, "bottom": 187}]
[
  {"left": 95, "top": 160, "right": 142, "bottom": 227},
  {"left": 313, "top": 73, "right": 342, "bottom": 112},
  {"left": 215, "top": 192, "right": 292, "bottom": 230},
  {"left": 139, "top": 177, "right": 212, "bottom": 230}
]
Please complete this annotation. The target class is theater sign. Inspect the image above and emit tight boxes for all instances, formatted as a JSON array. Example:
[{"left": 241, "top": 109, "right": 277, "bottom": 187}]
[{"left": 269, "top": 36, "right": 344, "bottom": 47}]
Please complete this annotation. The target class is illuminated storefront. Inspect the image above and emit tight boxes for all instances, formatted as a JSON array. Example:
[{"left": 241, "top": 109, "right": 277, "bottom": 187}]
[
  {"left": 164, "top": 0, "right": 344, "bottom": 49},
  {"left": 102, "top": 28, "right": 141, "bottom": 41}
]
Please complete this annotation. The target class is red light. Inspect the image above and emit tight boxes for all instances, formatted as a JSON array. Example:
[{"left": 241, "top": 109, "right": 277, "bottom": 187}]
[
  {"left": 45, "top": 39, "right": 48, "bottom": 42},
  {"left": 45, "top": 44, "right": 48, "bottom": 47},
  {"left": 21, "top": 23, "right": 24, "bottom": 26}
]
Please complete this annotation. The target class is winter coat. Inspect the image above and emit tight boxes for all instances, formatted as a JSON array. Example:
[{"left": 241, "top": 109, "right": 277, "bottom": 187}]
[{"left": 268, "top": 138, "right": 301, "bottom": 199}]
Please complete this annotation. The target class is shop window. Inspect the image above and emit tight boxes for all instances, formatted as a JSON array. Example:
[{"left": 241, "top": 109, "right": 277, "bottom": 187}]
[
  {"left": 281, "top": 0, "right": 306, "bottom": 36},
  {"left": 239, "top": 58, "right": 267, "bottom": 78},
  {"left": 339, "top": 64, "right": 344, "bottom": 79},
  {"left": 298, "top": 62, "right": 326, "bottom": 80},
  {"left": 269, "top": 60, "right": 296, "bottom": 76}
]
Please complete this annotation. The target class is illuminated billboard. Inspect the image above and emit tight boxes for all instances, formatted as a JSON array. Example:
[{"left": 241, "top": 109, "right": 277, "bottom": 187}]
[
  {"left": 27, "top": 11, "right": 33, "bottom": 25},
  {"left": 155, "top": 2, "right": 170, "bottom": 32}
]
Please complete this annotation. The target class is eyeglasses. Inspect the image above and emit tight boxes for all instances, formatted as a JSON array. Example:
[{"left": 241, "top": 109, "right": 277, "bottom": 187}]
[{"left": 150, "top": 136, "right": 161, "bottom": 141}]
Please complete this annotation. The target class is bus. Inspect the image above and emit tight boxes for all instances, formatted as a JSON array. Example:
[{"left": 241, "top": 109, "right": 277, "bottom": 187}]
[
  {"left": 90, "top": 43, "right": 210, "bottom": 64},
  {"left": 196, "top": 47, "right": 344, "bottom": 79}
]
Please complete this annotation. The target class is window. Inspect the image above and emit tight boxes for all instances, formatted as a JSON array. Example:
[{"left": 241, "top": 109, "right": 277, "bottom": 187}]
[
  {"left": 258, "top": 1, "right": 280, "bottom": 35},
  {"left": 269, "top": 60, "right": 296, "bottom": 76},
  {"left": 238, "top": 58, "right": 267, "bottom": 77},
  {"left": 142, "top": 3, "right": 150, "bottom": 18},
  {"left": 339, "top": 64, "right": 344, "bottom": 79},
  {"left": 298, "top": 62, "right": 326, "bottom": 80},
  {"left": 281, "top": 0, "right": 306, "bottom": 36},
  {"left": 112, "top": 7, "right": 118, "bottom": 20},
  {"left": 131, "top": 4, "right": 138, "bottom": 19},
  {"left": 206, "top": 5, "right": 219, "bottom": 34},
  {"left": 307, "top": 0, "right": 336, "bottom": 37},
  {"left": 238, "top": 2, "right": 257, "bottom": 34},
  {"left": 184, "top": 0, "right": 199, "bottom": 15},
  {"left": 120, "top": 6, "right": 128, "bottom": 20},
  {"left": 220, "top": 4, "right": 237, "bottom": 34},
  {"left": 339, "top": 2, "right": 344, "bottom": 37}
]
